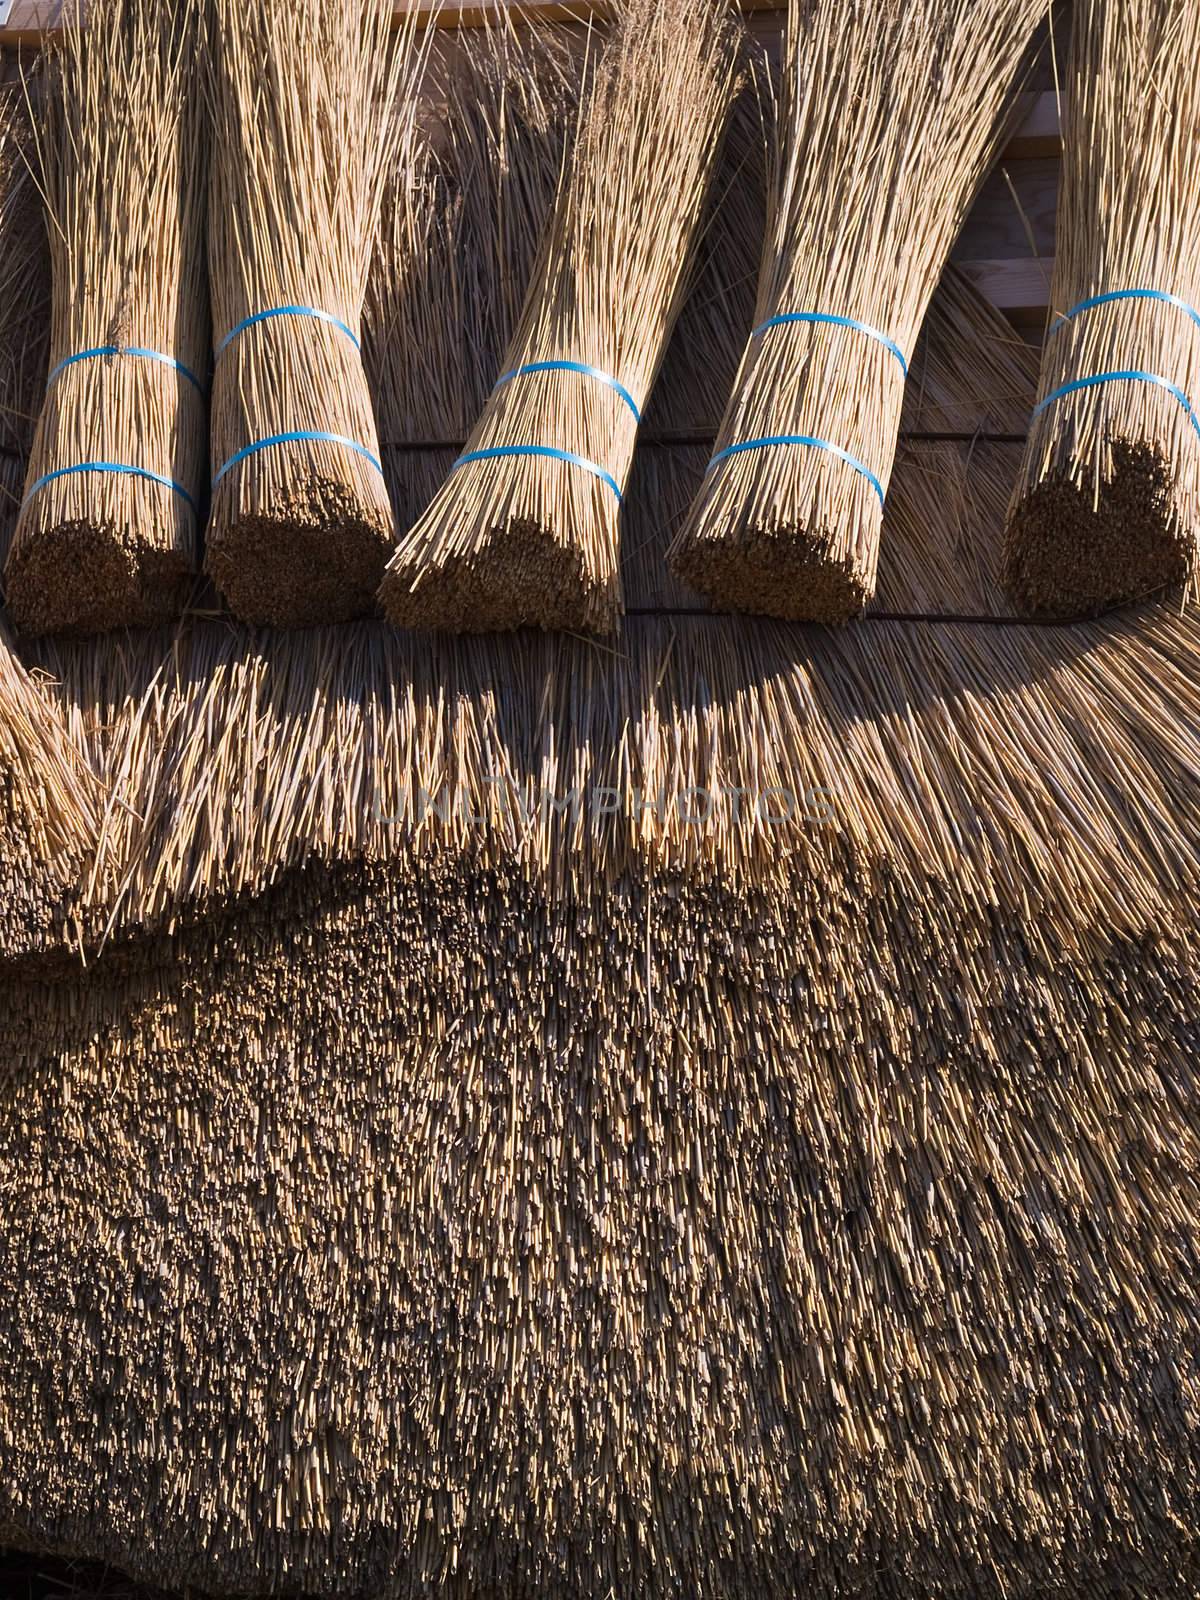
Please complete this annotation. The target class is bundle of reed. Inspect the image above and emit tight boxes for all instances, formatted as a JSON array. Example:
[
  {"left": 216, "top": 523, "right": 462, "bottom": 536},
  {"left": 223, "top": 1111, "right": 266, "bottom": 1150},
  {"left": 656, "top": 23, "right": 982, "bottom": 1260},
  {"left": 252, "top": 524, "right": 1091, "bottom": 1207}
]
[
  {"left": 668, "top": 0, "right": 1046, "bottom": 623},
  {"left": 364, "top": 24, "right": 577, "bottom": 545},
  {"left": 378, "top": 0, "right": 743, "bottom": 636},
  {"left": 3, "top": 0, "right": 206, "bottom": 639},
  {"left": 205, "top": 0, "right": 428, "bottom": 629},
  {"left": 627, "top": 267, "right": 1036, "bottom": 616},
  {"left": 1004, "top": 0, "right": 1200, "bottom": 616}
]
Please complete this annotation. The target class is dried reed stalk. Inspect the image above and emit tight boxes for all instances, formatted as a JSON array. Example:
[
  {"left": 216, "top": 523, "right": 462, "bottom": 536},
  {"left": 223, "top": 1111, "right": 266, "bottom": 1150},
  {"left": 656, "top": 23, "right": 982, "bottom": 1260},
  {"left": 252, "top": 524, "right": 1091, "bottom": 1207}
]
[
  {"left": 1004, "top": 0, "right": 1200, "bottom": 616},
  {"left": 3, "top": 0, "right": 206, "bottom": 639},
  {"left": 901, "top": 263, "right": 1040, "bottom": 439},
  {"left": 205, "top": 0, "right": 428, "bottom": 628},
  {"left": 0, "top": 616, "right": 98, "bottom": 958},
  {"left": 0, "top": 77, "right": 50, "bottom": 569},
  {"left": 378, "top": 0, "right": 743, "bottom": 635},
  {"left": 669, "top": 0, "right": 1046, "bottom": 622}
]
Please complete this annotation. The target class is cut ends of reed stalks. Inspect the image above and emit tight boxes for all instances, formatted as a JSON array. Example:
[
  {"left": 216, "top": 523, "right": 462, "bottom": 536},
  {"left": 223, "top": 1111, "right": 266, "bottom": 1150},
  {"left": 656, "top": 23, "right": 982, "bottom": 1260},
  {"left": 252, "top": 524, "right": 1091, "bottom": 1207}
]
[
  {"left": 205, "top": 431, "right": 396, "bottom": 629},
  {"left": 377, "top": 419, "right": 629, "bottom": 636},
  {"left": 668, "top": 439, "right": 883, "bottom": 624},
  {"left": 1004, "top": 436, "right": 1197, "bottom": 617},
  {"left": 5, "top": 508, "right": 197, "bottom": 638}
]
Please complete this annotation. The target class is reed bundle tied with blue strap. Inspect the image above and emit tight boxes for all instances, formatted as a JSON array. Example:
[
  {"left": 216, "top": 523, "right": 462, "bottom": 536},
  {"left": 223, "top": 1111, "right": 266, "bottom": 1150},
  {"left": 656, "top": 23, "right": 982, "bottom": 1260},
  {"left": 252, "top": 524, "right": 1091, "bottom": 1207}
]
[
  {"left": 668, "top": 0, "right": 1047, "bottom": 625},
  {"left": 205, "top": 0, "right": 428, "bottom": 630},
  {"left": 364, "top": 24, "right": 577, "bottom": 553},
  {"left": 3, "top": 0, "right": 206, "bottom": 639},
  {"left": 1004, "top": 0, "right": 1200, "bottom": 618},
  {"left": 378, "top": 0, "right": 743, "bottom": 636}
]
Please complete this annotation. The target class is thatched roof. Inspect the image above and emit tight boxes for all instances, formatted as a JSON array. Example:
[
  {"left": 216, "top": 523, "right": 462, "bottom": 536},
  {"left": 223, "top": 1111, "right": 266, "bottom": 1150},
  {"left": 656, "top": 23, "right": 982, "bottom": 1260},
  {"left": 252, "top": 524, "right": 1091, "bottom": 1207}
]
[
  {"left": 3, "top": 13, "right": 1200, "bottom": 1600},
  {"left": 4, "top": 871, "right": 1200, "bottom": 1597}
]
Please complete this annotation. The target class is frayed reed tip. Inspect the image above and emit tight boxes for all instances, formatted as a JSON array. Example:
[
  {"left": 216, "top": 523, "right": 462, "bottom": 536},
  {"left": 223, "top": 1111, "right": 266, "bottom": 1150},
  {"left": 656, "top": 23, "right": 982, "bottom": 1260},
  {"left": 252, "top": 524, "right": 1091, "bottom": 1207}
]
[{"left": 205, "top": 482, "right": 394, "bottom": 630}]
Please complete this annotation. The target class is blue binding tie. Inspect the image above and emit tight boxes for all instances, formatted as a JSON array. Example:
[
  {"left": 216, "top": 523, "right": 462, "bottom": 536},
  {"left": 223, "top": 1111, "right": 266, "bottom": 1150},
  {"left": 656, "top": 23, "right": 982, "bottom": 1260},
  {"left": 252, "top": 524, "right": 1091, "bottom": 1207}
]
[
  {"left": 21, "top": 462, "right": 197, "bottom": 513},
  {"left": 216, "top": 306, "right": 361, "bottom": 358},
  {"left": 1049, "top": 288, "right": 1200, "bottom": 340},
  {"left": 491, "top": 360, "right": 642, "bottom": 423},
  {"left": 1034, "top": 370, "right": 1200, "bottom": 440},
  {"left": 46, "top": 345, "right": 206, "bottom": 395},
  {"left": 212, "top": 431, "right": 384, "bottom": 488},
  {"left": 452, "top": 444, "right": 623, "bottom": 503},
  {"left": 706, "top": 434, "right": 885, "bottom": 507},
  {"left": 753, "top": 312, "right": 909, "bottom": 377}
]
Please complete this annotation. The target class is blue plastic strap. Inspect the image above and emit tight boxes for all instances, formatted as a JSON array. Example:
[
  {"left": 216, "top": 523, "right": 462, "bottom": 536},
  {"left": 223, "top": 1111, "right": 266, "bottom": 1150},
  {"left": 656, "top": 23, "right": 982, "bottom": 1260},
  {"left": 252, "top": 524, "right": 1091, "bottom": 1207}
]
[
  {"left": 212, "top": 431, "right": 384, "bottom": 488},
  {"left": 21, "top": 462, "right": 197, "bottom": 513},
  {"left": 216, "top": 306, "right": 361, "bottom": 358},
  {"left": 452, "top": 444, "right": 623, "bottom": 503},
  {"left": 1033, "top": 370, "right": 1200, "bottom": 440},
  {"left": 46, "top": 345, "right": 206, "bottom": 395},
  {"left": 754, "top": 312, "right": 909, "bottom": 377},
  {"left": 706, "top": 434, "right": 886, "bottom": 506},
  {"left": 492, "top": 360, "right": 643, "bottom": 423},
  {"left": 1049, "top": 288, "right": 1200, "bottom": 339}
]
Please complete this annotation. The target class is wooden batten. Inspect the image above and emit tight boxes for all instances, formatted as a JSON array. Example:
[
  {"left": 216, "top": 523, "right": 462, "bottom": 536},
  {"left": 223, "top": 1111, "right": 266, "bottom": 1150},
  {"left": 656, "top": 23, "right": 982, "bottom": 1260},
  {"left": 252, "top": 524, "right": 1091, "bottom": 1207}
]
[{"left": 958, "top": 259, "right": 1055, "bottom": 327}]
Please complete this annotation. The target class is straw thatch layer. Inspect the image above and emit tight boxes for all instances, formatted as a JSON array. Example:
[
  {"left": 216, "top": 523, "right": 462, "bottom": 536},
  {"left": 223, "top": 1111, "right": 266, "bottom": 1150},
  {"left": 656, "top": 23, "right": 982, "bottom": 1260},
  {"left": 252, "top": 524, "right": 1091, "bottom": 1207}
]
[
  {"left": 1, "top": 25, "right": 1200, "bottom": 1591},
  {"left": 18, "top": 597, "right": 1200, "bottom": 967},
  {"left": 1004, "top": 0, "right": 1200, "bottom": 617},
  {"left": 3, "top": 0, "right": 207, "bottom": 638},
  {"left": 2, "top": 868, "right": 1200, "bottom": 1598},
  {"left": 0, "top": 617, "right": 98, "bottom": 962}
]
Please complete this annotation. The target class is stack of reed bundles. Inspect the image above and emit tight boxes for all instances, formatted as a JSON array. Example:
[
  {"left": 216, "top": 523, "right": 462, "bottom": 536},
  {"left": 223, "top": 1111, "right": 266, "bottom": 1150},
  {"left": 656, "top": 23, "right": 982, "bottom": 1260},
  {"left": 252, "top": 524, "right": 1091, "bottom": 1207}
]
[
  {"left": 204, "top": 0, "right": 429, "bottom": 629},
  {"left": 668, "top": 0, "right": 1047, "bottom": 623},
  {"left": 3, "top": 0, "right": 206, "bottom": 639},
  {"left": 1004, "top": 0, "right": 1200, "bottom": 616},
  {"left": 15, "top": 271, "right": 1048, "bottom": 950},
  {"left": 0, "top": 72, "right": 1137, "bottom": 966},
  {"left": 378, "top": 0, "right": 743, "bottom": 635}
]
